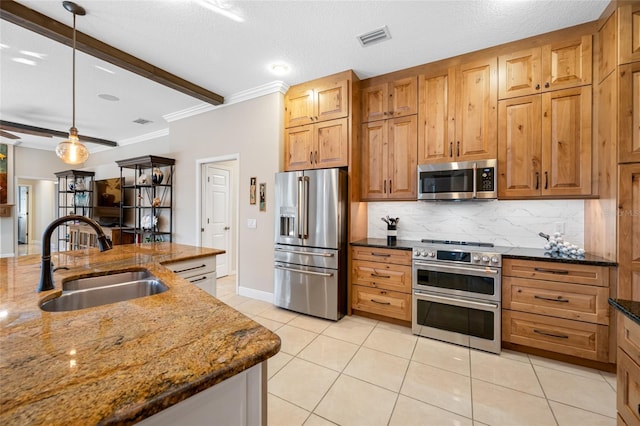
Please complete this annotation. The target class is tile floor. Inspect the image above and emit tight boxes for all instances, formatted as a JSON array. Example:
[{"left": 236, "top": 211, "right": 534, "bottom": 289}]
[{"left": 217, "top": 275, "right": 617, "bottom": 426}]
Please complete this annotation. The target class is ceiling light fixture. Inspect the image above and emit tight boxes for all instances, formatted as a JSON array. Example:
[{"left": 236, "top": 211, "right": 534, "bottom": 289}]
[
  {"left": 55, "top": 1, "right": 89, "bottom": 165},
  {"left": 270, "top": 63, "right": 290, "bottom": 75}
]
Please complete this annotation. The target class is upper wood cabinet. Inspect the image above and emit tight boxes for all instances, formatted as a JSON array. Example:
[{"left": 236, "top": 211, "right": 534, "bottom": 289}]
[
  {"left": 361, "top": 77, "right": 417, "bottom": 122},
  {"left": 618, "top": 3, "right": 640, "bottom": 65},
  {"left": 498, "top": 35, "right": 592, "bottom": 99},
  {"left": 617, "top": 163, "right": 640, "bottom": 301},
  {"left": 361, "top": 115, "right": 417, "bottom": 200},
  {"left": 417, "top": 57, "right": 498, "bottom": 165},
  {"left": 285, "top": 77, "right": 349, "bottom": 128},
  {"left": 498, "top": 86, "right": 592, "bottom": 198},
  {"left": 285, "top": 118, "right": 349, "bottom": 171},
  {"left": 619, "top": 62, "right": 640, "bottom": 164}
]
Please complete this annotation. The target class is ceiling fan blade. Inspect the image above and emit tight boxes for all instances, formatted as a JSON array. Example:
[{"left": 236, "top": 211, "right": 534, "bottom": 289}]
[
  {"left": 0, "top": 120, "right": 117, "bottom": 147},
  {"left": 0, "top": 130, "right": 21, "bottom": 140}
]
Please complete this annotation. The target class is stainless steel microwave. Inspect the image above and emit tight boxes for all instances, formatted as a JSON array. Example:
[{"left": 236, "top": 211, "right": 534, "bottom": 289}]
[{"left": 417, "top": 159, "right": 497, "bottom": 200}]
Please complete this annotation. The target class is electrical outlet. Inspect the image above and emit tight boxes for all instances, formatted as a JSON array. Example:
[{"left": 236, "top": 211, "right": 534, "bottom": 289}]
[
  {"left": 554, "top": 222, "right": 565, "bottom": 234},
  {"left": 247, "top": 219, "right": 257, "bottom": 229}
]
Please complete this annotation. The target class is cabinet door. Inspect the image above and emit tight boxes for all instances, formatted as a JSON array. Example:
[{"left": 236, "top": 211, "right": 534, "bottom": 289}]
[
  {"left": 617, "top": 349, "right": 640, "bottom": 426},
  {"left": 389, "top": 77, "right": 418, "bottom": 118},
  {"left": 541, "top": 35, "right": 592, "bottom": 92},
  {"left": 388, "top": 115, "right": 417, "bottom": 199},
  {"left": 315, "top": 118, "right": 349, "bottom": 169},
  {"left": 541, "top": 86, "right": 592, "bottom": 197},
  {"left": 618, "top": 3, "right": 640, "bottom": 65},
  {"left": 284, "top": 125, "right": 314, "bottom": 171},
  {"left": 455, "top": 57, "right": 498, "bottom": 161},
  {"left": 315, "top": 79, "right": 349, "bottom": 122},
  {"left": 619, "top": 62, "right": 640, "bottom": 163},
  {"left": 362, "top": 83, "right": 388, "bottom": 122},
  {"left": 361, "top": 121, "right": 388, "bottom": 200},
  {"left": 618, "top": 164, "right": 640, "bottom": 301},
  {"left": 285, "top": 87, "right": 314, "bottom": 128},
  {"left": 498, "top": 47, "right": 541, "bottom": 99},
  {"left": 498, "top": 95, "right": 541, "bottom": 198},
  {"left": 418, "top": 70, "right": 455, "bottom": 164}
]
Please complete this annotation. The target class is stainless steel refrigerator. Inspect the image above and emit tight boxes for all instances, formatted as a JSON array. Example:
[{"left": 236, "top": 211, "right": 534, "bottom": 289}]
[{"left": 274, "top": 168, "right": 347, "bottom": 320}]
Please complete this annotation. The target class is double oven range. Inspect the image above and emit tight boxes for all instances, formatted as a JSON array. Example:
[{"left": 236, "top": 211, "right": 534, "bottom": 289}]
[{"left": 412, "top": 239, "right": 502, "bottom": 354}]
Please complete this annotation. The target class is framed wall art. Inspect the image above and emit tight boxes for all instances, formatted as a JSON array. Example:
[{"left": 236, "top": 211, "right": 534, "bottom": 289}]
[
  {"left": 259, "top": 182, "right": 266, "bottom": 212},
  {"left": 250, "top": 177, "right": 257, "bottom": 205}
]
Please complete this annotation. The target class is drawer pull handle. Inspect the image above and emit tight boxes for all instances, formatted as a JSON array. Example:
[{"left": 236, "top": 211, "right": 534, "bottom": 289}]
[
  {"left": 371, "top": 253, "right": 391, "bottom": 257},
  {"left": 533, "top": 267, "right": 569, "bottom": 275},
  {"left": 190, "top": 276, "right": 209, "bottom": 283},
  {"left": 534, "top": 295, "right": 570, "bottom": 303},
  {"left": 533, "top": 329, "right": 569, "bottom": 339},
  {"left": 370, "top": 299, "right": 391, "bottom": 305},
  {"left": 173, "top": 264, "right": 207, "bottom": 274},
  {"left": 371, "top": 273, "right": 391, "bottom": 279}
]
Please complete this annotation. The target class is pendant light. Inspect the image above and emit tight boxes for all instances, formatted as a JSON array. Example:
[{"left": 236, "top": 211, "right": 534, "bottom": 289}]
[{"left": 55, "top": 1, "right": 89, "bottom": 165}]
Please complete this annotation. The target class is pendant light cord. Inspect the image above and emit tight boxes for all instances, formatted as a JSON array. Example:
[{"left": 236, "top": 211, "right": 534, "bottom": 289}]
[{"left": 72, "top": 12, "right": 76, "bottom": 129}]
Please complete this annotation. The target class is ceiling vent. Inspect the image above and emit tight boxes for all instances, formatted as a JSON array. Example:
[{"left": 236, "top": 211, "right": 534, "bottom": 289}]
[
  {"left": 133, "top": 118, "right": 153, "bottom": 125},
  {"left": 357, "top": 25, "right": 391, "bottom": 47}
]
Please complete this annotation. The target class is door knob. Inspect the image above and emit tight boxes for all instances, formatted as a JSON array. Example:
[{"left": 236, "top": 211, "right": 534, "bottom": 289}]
[{"left": 224, "top": 226, "right": 230, "bottom": 230}]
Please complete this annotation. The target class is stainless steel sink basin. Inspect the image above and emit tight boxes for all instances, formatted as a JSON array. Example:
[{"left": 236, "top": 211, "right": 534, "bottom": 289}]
[{"left": 40, "top": 270, "right": 168, "bottom": 312}]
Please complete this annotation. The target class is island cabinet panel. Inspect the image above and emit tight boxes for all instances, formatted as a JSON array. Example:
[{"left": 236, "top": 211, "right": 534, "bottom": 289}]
[
  {"left": 618, "top": 164, "right": 640, "bottom": 301},
  {"left": 164, "top": 255, "right": 217, "bottom": 296},
  {"left": 618, "top": 3, "right": 640, "bottom": 65},
  {"left": 619, "top": 62, "right": 640, "bottom": 164},
  {"left": 361, "top": 77, "right": 417, "bottom": 122},
  {"left": 617, "top": 313, "right": 640, "bottom": 426}
]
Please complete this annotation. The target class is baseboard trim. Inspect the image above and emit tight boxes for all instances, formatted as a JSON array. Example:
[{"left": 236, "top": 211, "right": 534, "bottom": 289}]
[{"left": 238, "top": 286, "right": 273, "bottom": 304}]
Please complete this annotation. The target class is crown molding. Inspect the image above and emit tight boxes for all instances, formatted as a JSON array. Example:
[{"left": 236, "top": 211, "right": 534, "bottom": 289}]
[{"left": 118, "top": 128, "right": 170, "bottom": 146}]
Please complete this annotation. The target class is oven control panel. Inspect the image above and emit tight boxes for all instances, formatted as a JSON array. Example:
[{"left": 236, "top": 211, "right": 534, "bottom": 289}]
[{"left": 413, "top": 249, "right": 501, "bottom": 267}]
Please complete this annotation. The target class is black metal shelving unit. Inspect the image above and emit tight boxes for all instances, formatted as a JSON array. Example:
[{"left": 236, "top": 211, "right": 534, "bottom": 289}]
[
  {"left": 54, "top": 170, "right": 95, "bottom": 251},
  {"left": 116, "top": 155, "right": 174, "bottom": 243}
]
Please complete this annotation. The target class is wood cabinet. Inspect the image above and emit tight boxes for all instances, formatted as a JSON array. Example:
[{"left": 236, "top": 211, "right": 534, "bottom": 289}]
[
  {"left": 361, "top": 115, "right": 417, "bottom": 200},
  {"left": 285, "top": 78, "right": 349, "bottom": 128},
  {"left": 361, "top": 77, "right": 417, "bottom": 122},
  {"left": 351, "top": 246, "right": 412, "bottom": 322},
  {"left": 284, "top": 118, "right": 349, "bottom": 170},
  {"left": 618, "top": 3, "right": 640, "bottom": 65},
  {"left": 618, "top": 62, "right": 640, "bottom": 163},
  {"left": 498, "top": 86, "right": 592, "bottom": 198},
  {"left": 616, "top": 313, "right": 640, "bottom": 426},
  {"left": 498, "top": 35, "right": 592, "bottom": 99},
  {"left": 617, "top": 164, "right": 640, "bottom": 301},
  {"left": 417, "top": 57, "right": 497, "bottom": 164},
  {"left": 502, "top": 258, "right": 610, "bottom": 362}
]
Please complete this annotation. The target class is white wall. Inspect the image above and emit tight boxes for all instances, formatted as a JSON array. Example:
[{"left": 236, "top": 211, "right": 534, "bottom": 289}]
[
  {"left": 0, "top": 144, "right": 15, "bottom": 257},
  {"left": 368, "top": 199, "right": 585, "bottom": 249}
]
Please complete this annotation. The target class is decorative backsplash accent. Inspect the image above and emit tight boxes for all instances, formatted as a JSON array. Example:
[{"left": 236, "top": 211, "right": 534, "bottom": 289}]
[{"left": 367, "top": 200, "right": 585, "bottom": 248}]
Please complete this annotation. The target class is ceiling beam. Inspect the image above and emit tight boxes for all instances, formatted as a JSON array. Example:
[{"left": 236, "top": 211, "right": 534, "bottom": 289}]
[
  {"left": 0, "top": 0, "right": 224, "bottom": 106},
  {"left": 0, "top": 121, "right": 118, "bottom": 147}
]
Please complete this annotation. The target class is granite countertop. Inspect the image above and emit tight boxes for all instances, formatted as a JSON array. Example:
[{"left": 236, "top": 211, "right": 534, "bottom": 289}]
[
  {"left": 0, "top": 243, "right": 281, "bottom": 425},
  {"left": 351, "top": 238, "right": 617, "bottom": 266},
  {"left": 609, "top": 298, "right": 640, "bottom": 325}
]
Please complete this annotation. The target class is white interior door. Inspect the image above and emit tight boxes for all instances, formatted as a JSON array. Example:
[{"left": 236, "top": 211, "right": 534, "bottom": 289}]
[
  {"left": 203, "top": 166, "right": 230, "bottom": 278},
  {"left": 17, "top": 185, "right": 29, "bottom": 244}
]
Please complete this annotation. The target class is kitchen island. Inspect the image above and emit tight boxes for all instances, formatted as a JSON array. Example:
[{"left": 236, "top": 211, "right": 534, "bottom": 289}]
[{"left": 0, "top": 243, "right": 281, "bottom": 425}]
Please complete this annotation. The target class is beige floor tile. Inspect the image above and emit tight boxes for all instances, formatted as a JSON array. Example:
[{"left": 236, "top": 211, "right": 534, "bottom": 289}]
[
  {"left": 389, "top": 395, "right": 473, "bottom": 426},
  {"left": 529, "top": 354, "right": 607, "bottom": 382},
  {"left": 471, "top": 379, "right": 556, "bottom": 426},
  {"left": 259, "top": 305, "right": 300, "bottom": 323},
  {"left": 348, "top": 314, "right": 379, "bottom": 326},
  {"left": 216, "top": 293, "right": 252, "bottom": 307},
  {"left": 268, "top": 351, "right": 293, "bottom": 379},
  {"left": 400, "top": 361, "right": 472, "bottom": 418},
  {"left": 411, "top": 336, "right": 470, "bottom": 376},
  {"left": 298, "top": 335, "right": 359, "bottom": 372},
  {"left": 535, "top": 365, "right": 616, "bottom": 418},
  {"left": 601, "top": 371, "right": 617, "bottom": 392},
  {"left": 363, "top": 327, "right": 417, "bottom": 359},
  {"left": 549, "top": 401, "right": 616, "bottom": 426},
  {"left": 269, "top": 358, "right": 339, "bottom": 411},
  {"left": 288, "top": 315, "right": 333, "bottom": 334},
  {"left": 252, "top": 315, "right": 285, "bottom": 332},
  {"left": 268, "top": 393, "right": 310, "bottom": 426},
  {"left": 315, "top": 375, "right": 397, "bottom": 426},
  {"left": 322, "top": 316, "right": 376, "bottom": 345},
  {"left": 470, "top": 350, "right": 544, "bottom": 396},
  {"left": 276, "top": 324, "right": 318, "bottom": 356},
  {"left": 498, "top": 348, "right": 531, "bottom": 363},
  {"left": 374, "top": 321, "right": 413, "bottom": 335},
  {"left": 234, "top": 298, "right": 272, "bottom": 316},
  {"left": 303, "top": 414, "right": 338, "bottom": 426},
  {"left": 343, "top": 347, "right": 409, "bottom": 392}
]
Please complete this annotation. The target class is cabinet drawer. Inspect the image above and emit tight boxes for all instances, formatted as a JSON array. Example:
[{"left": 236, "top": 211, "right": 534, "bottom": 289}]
[
  {"left": 164, "top": 256, "right": 216, "bottom": 278},
  {"left": 617, "top": 348, "right": 640, "bottom": 426},
  {"left": 352, "top": 260, "right": 411, "bottom": 293},
  {"left": 351, "top": 246, "right": 412, "bottom": 265},
  {"left": 502, "top": 310, "right": 609, "bottom": 361},
  {"left": 352, "top": 285, "right": 411, "bottom": 321},
  {"left": 503, "top": 259, "right": 609, "bottom": 287},
  {"left": 503, "top": 276, "right": 609, "bottom": 324},
  {"left": 618, "top": 314, "right": 640, "bottom": 366}
]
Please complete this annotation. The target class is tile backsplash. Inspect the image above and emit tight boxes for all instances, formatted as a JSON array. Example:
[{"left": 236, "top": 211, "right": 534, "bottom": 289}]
[{"left": 368, "top": 200, "right": 584, "bottom": 249}]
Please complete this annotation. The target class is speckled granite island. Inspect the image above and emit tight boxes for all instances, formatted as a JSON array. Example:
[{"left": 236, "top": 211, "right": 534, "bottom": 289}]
[{"left": 0, "top": 243, "right": 281, "bottom": 425}]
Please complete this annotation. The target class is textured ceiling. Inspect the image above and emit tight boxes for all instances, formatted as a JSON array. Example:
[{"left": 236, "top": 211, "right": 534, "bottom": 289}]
[{"left": 0, "top": 0, "right": 609, "bottom": 153}]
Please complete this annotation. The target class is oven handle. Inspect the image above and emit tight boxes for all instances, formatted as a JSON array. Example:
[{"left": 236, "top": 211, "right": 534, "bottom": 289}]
[
  {"left": 275, "top": 265, "right": 334, "bottom": 278},
  {"left": 414, "top": 291, "right": 500, "bottom": 311},
  {"left": 413, "top": 261, "right": 500, "bottom": 276},
  {"left": 472, "top": 161, "right": 478, "bottom": 199}
]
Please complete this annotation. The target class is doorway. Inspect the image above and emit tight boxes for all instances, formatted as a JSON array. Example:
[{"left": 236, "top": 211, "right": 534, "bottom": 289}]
[{"left": 17, "top": 185, "right": 30, "bottom": 245}]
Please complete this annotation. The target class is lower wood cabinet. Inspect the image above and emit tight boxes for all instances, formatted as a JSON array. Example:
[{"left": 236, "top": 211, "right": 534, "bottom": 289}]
[
  {"left": 617, "top": 313, "right": 640, "bottom": 426},
  {"left": 351, "top": 286, "right": 411, "bottom": 321}
]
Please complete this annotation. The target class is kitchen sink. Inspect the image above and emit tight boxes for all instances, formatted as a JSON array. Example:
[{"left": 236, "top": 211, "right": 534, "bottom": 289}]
[{"left": 40, "top": 270, "right": 168, "bottom": 312}]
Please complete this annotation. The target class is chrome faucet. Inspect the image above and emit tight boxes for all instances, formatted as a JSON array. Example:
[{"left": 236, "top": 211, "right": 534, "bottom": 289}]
[{"left": 38, "top": 215, "right": 113, "bottom": 292}]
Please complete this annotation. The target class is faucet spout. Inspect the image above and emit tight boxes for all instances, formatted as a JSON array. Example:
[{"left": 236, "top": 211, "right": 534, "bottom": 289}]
[{"left": 38, "top": 215, "right": 113, "bottom": 292}]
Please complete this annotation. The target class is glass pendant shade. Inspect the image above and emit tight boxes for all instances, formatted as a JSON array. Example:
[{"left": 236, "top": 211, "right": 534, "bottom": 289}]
[{"left": 56, "top": 127, "right": 89, "bottom": 165}]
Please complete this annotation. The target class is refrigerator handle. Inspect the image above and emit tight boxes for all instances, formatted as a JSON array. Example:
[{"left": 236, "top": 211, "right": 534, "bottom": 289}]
[
  {"left": 297, "top": 177, "right": 304, "bottom": 238},
  {"left": 302, "top": 176, "right": 310, "bottom": 239}
]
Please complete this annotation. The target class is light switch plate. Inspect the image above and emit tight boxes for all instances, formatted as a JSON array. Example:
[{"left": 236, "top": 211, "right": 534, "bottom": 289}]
[{"left": 247, "top": 219, "right": 257, "bottom": 229}]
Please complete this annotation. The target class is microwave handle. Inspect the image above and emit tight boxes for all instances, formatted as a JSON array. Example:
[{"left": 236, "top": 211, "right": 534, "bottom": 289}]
[{"left": 472, "top": 162, "right": 477, "bottom": 199}]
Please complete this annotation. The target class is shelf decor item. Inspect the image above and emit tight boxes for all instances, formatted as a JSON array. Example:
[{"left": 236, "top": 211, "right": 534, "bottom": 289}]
[
  {"left": 152, "top": 167, "right": 164, "bottom": 184},
  {"left": 250, "top": 177, "right": 256, "bottom": 205},
  {"left": 259, "top": 182, "right": 266, "bottom": 212}
]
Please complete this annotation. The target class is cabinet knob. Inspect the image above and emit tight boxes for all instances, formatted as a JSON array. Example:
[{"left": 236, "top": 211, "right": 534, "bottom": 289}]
[
  {"left": 544, "top": 82, "right": 550, "bottom": 88},
  {"left": 535, "top": 84, "right": 540, "bottom": 90}
]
